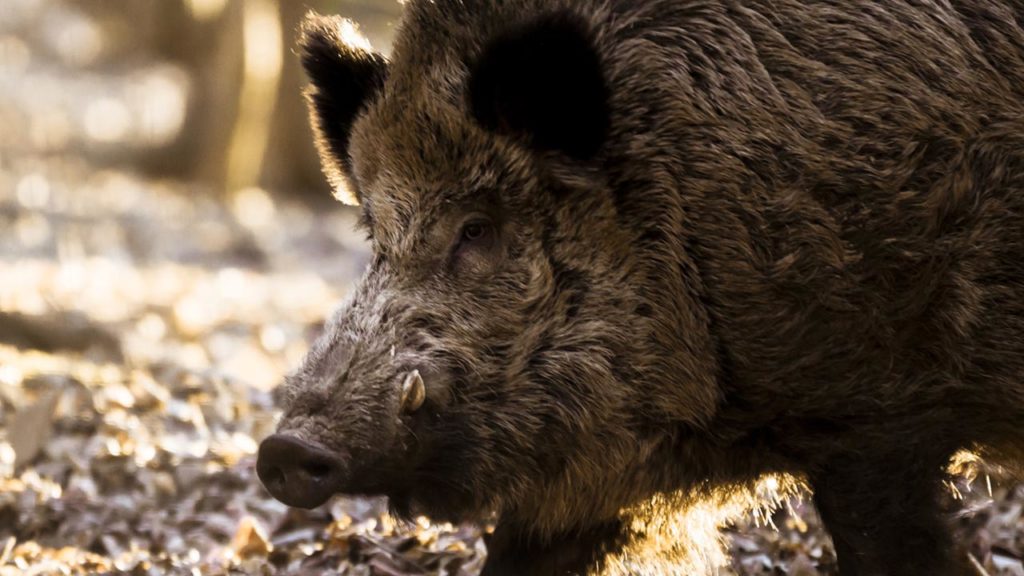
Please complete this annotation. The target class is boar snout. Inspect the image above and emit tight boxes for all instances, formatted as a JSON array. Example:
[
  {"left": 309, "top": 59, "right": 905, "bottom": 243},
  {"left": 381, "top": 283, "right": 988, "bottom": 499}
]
[{"left": 256, "top": 434, "right": 346, "bottom": 509}]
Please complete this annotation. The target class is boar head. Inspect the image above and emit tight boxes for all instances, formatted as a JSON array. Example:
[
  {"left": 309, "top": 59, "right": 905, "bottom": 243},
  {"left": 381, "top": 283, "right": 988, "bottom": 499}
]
[{"left": 257, "top": 4, "right": 719, "bottom": 531}]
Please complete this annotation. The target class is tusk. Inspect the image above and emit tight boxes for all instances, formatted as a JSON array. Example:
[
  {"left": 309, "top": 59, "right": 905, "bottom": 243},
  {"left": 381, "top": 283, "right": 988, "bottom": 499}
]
[{"left": 400, "top": 370, "right": 425, "bottom": 413}]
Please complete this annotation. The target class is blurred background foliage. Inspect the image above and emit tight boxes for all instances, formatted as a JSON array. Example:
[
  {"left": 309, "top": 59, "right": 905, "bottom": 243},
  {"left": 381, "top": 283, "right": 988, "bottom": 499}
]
[{"left": 1, "top": 0, "right": 401, "bottom": 202}]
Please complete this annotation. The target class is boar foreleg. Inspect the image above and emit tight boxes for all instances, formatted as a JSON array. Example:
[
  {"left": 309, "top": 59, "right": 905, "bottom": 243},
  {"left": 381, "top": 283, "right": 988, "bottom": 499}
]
[
  {"left": 480, "top": 519, "right": 627, "bottom": 576},
  {"left": 811, "top": 451, "right": 973, "bottom": 576}
]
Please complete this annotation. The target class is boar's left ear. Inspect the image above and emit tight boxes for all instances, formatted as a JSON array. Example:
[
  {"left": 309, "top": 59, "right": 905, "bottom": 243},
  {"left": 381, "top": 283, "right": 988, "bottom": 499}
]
[
  {"left": 468, "top": 11, "right": 609, "bottom": 160},
  {"left": 300, "top": 13, "right": 388, "bottom": 205}
]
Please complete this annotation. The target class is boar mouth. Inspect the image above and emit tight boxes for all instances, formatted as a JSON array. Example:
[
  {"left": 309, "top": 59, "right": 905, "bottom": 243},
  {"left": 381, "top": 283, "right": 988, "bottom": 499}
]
[{"left": 256, "top": 434, "right": 348, "bottom": 509}]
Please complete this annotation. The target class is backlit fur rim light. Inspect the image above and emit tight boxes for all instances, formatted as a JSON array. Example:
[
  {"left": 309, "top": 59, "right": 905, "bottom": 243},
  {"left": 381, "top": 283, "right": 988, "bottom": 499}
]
[{"left": 300, "top": 14, "right": 384, "bottom": 206}]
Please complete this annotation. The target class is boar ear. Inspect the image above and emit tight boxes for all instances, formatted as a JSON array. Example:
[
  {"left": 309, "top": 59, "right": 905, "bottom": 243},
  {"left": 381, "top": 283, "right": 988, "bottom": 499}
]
[
  {"left": 300, "top": 13, "right": 388, "bottom": 205},
  {"left": 468, "top": 11, "right": 609, "bottom": 160}
]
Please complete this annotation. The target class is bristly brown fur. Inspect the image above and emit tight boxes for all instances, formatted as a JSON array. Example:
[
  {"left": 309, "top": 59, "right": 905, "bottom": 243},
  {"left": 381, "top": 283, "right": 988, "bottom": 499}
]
[{"left": 273, "top": 1, "right": 1024, "bottom": 574}]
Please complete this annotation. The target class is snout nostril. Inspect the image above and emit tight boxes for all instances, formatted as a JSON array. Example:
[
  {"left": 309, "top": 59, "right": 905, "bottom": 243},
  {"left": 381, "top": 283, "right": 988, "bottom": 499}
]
[{"left": 262, "top": 465, "right": 287, "bottom": 489}]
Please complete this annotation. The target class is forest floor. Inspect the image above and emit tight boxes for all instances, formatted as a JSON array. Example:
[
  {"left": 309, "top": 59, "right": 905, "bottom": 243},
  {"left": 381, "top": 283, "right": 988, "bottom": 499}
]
[{"left": 1, "top": 169, "right": 1023, "bottom": 575}]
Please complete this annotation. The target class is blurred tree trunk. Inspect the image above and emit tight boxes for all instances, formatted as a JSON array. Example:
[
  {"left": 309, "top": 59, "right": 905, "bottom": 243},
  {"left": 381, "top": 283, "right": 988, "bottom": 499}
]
[
  {"left": 146, "top": 0, "right": 245, "bottom": 189},
  {"left": 259, "top": 0, "right": 332, "bottom": 201}
]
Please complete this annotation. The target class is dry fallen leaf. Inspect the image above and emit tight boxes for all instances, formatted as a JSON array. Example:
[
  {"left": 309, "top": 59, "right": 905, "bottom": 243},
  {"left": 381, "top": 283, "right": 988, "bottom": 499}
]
[
  {"left": 231, "top": 516, "right": 273, "bottom": 559},
  {"left": 9, "top": 390, "right": 60, "bottom": 469}
]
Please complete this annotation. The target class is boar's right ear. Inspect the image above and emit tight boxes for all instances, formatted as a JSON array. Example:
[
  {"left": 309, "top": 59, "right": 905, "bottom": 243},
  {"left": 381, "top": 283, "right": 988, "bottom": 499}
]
[
  {"left": 468, "top": 11, "right": 609, "bottom": 160},
  {"left": 299, "top": 13, "right": 388, "bottom": 205}
]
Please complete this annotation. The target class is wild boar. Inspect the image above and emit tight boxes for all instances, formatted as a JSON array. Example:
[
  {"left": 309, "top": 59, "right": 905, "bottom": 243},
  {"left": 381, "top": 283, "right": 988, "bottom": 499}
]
[{"left": 256, "top": 1, "right": 1024, "bottom": 574}]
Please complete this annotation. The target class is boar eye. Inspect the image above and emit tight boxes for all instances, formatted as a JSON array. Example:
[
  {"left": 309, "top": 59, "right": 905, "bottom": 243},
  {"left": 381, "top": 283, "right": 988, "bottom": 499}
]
[
  {"left": 462, "top": 222, "right": 487, "bottom": 242},
  {"left": 460, "top": 219, "right": 493, "bottom": 244},
  {"left": 453, "top": 217, "right": 496, "bottom": 260}
]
